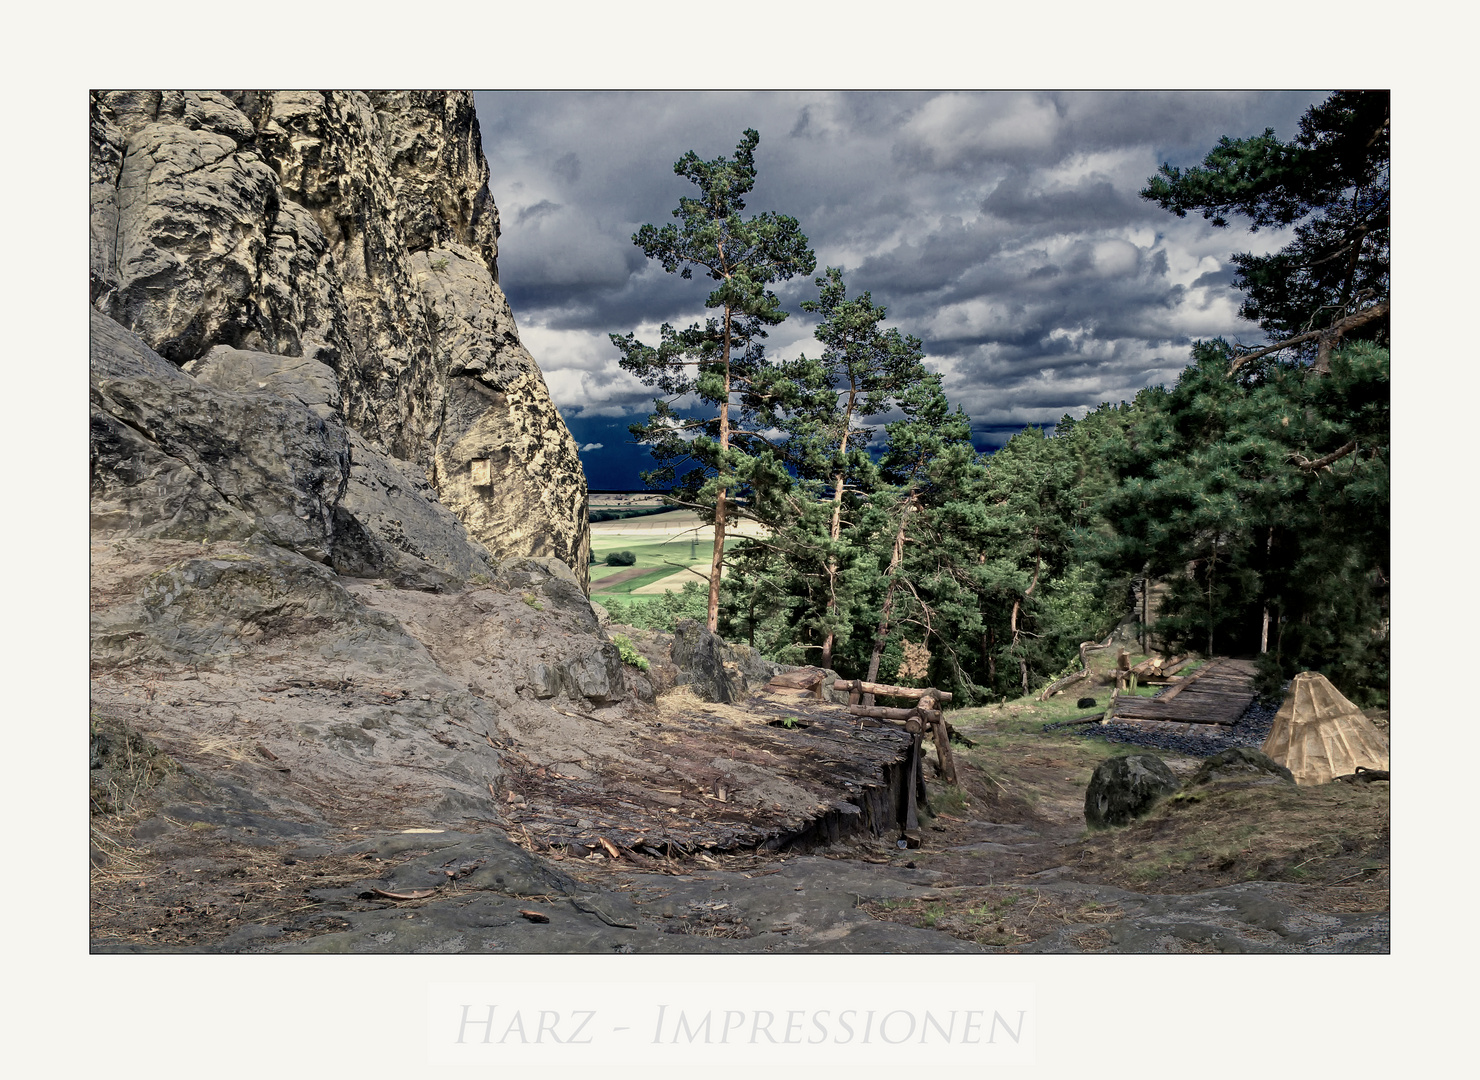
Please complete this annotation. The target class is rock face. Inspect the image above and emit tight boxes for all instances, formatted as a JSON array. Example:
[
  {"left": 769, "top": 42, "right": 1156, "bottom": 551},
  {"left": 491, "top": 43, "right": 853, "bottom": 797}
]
[
  {"left": 671, "top": 619, "right": 740, "bottom": 704},
  {"left": 90, "top": 310, "right": 495, "bottom": 589},
  {"left": 1084, "top": 753, "right": 1181, "bottom": 828},
  {"left": 89, "top": 90, "right": 588, "bottom": 586}
]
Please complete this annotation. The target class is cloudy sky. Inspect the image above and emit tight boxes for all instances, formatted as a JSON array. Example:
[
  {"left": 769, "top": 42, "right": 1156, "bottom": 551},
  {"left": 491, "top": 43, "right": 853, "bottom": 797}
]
[{"left": 472, "top": 91, "right": 1328, "bottom": 490}]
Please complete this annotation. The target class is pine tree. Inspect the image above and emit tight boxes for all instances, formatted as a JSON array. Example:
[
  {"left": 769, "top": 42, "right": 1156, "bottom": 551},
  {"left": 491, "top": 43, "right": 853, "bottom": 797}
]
[
  {"left": 1095, "top": 340, "right": 1388, "bottom": 702},
  {"left": 611, "top": 130, "right": 815, "bottom": 631},
  {"left": 1142, "top": 91, "right": 1389, "bottom": 374},
  {"left": 781, "top": 267, "right": 929, "bottom": 670}
]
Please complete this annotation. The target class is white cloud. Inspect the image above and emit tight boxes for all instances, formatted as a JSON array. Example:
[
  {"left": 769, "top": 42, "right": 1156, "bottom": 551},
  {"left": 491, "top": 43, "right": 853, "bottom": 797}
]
[{"left": 579, "top": 442, "right": 604, "bottom": 451}]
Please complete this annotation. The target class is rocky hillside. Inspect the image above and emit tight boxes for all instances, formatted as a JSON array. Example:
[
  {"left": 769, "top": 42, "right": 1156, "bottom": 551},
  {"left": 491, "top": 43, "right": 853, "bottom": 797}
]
[
  {"left": 89, "top": 91, "right": 587, "bottom": 580},
  {"left": 86, "top": 92, "right": 940, "bottom": 954}
]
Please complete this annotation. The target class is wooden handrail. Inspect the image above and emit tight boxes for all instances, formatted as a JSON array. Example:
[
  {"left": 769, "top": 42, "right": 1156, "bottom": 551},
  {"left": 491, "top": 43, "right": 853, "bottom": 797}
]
[{"left": 831, "top": 680, "right": 953, "bottom": 703}]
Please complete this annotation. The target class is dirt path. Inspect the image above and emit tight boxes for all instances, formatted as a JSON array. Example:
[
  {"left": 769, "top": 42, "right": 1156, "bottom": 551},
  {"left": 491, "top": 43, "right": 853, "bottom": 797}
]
[{"left": 92, "top": 698, "right": 1388, "bottom": 954}]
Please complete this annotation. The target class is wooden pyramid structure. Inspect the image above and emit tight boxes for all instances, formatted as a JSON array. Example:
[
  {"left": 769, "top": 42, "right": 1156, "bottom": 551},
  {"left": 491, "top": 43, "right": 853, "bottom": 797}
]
[{"left": 1261, "top": 671, "right": 1389, "bottom": 785}]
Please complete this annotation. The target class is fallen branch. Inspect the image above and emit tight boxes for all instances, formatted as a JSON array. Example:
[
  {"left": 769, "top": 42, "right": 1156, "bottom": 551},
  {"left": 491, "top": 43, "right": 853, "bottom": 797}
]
[
  {"left": 1038, "top": 668, "right": 1091, "bottom": 701},
  {"left": 1050, "top": 712, "right": 1106, "bottom": 728}
]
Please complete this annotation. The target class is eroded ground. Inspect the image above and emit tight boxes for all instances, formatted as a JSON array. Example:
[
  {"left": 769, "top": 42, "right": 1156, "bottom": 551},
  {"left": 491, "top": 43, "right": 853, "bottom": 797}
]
[{"left": 90, "top": 693, "right": 1389, "bottom": 954}]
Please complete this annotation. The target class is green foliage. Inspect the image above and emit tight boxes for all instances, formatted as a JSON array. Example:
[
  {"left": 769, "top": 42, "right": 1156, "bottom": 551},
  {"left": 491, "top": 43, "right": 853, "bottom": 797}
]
[
  {"left": 610, "top": 130, "right": 816, "bottom": 629},
  {"left": 520, "top": 592, "right": 544, "bottom": 611},
  {"left": 612, "top": 634, "right": 650, "bottom": 672},
  {"left": 604, "top": 550, "right": 637, "bottom": 566},
  {"left": 1095, "top": 340, "right": 1388, "bottom": 704},
  {"left": 1141, "top": 91, "right": 1388, "bottom": 350},
  {"left": 606, "top": 580, "right": 710, "bottom": 634}
]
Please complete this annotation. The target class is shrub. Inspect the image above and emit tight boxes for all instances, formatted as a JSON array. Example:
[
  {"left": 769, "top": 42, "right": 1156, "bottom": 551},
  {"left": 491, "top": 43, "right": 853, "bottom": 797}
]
[
  {"left": 613, "top": 633, "right": 650, "bottom": 671},
  {"left": 605, "top": 550, "right": 637, "bottom": 566}
]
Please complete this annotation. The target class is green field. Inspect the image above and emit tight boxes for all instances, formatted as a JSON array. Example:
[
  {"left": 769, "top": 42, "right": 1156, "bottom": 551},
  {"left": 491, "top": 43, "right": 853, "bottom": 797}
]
[{"left": 587, "top": 535, "right": 743, "bottom": 596}]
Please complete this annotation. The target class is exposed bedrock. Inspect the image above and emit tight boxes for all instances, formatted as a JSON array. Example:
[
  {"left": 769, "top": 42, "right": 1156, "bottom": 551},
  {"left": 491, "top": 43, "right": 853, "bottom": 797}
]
[
  {"left": 89, "top": 310, "right": 496, "bottom": 590},
  {"left": 89, "top": 89, "right": 587, "bottom": 586}
]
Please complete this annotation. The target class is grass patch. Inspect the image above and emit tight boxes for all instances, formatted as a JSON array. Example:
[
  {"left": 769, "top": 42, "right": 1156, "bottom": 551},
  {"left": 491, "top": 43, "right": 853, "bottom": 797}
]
[{"left": 1073, "top": 779, "right": 1389, "bottom": 892}]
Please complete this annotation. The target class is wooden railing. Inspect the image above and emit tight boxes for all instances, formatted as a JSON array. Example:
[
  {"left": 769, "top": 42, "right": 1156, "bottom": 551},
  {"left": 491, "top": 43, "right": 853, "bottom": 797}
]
[{"left": 832, "top": 680, "right": 958, "bottom": 792}]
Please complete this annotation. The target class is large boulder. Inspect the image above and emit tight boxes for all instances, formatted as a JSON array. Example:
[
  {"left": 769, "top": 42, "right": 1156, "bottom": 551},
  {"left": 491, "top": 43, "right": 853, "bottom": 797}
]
[
  {"left": 91, "top": 313, "right": 498, "bottom": 589},
  {"left": 331, "top": 430, "right": 498, "bottom": 590},
  {"left": 671, "top": 619, "right": 737, "bottom": 704},
  {"left": 1189, "top": 747, "right": 1295, "bottom": 788},
  {"left": 90, "top": 338, "right": 350, "bottom": 563},
  {"left": 1084, "top": 753, "right": 1180, "bottom": 828}
]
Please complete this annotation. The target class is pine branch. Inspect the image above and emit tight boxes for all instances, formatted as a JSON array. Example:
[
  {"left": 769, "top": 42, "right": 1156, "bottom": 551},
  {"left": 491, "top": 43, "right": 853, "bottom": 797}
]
[
  {"left": 1289, "top": 440, "right": 1359, "bottom": 472},
  {"left": 1227, "top": 299, "right": 1389, "bottom": 376}
]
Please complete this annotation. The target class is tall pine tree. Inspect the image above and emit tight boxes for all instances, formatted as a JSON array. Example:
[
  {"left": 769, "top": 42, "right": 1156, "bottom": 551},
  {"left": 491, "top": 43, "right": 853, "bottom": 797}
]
[{"left": 611, "top": 130, "right": 815, "bottom": 631}]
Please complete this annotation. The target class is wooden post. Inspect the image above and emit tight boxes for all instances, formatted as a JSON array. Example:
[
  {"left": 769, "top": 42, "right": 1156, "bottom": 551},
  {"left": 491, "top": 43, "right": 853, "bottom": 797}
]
[
  {"left": 903, "top": 733, "right": 921, "bottom": 832},
  {"left": 932, "top": 714, "right": 958, "bottom": 786},
  {"left": 916, "top": 693, "right": 956, "bottom": 787}
]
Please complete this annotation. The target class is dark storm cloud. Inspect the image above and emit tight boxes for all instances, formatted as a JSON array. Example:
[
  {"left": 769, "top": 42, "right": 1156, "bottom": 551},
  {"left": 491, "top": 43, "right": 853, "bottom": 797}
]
[{"left": 473, "top": 90, "right": 1328, "bottom": 450}]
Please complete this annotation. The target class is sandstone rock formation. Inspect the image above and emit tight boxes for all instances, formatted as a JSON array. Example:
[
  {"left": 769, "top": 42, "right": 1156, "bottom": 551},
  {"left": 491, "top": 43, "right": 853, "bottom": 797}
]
[{"left": 89, "top": 90, "right": 588, "bottom": 585}]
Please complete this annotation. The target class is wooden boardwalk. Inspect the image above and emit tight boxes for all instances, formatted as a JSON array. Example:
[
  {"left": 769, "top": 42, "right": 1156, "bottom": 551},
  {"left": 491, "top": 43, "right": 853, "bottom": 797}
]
[{"left": 1108, "top": 657, "right": 1258, "bottom": 727}]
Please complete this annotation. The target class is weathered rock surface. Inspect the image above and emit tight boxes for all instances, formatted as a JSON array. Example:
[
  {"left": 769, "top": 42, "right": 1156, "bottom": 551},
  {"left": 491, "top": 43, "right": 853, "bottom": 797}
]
[
  {"left": 91, "top": 312, "right": 496, "bottom": 589},
  {"left": 1188, "top": 747, "right": 1295, "bottom": 788},
  {"left": 671, "top": 619, "right": 739, "bottom": 704},
  {"left": 665, "top": 618, "right": 787, "bottom": 704},
  {"left": 89, "top": 90, "right": 587, "bottom": 585},
  {"left": 1084, "top": 753, "right": 1181, "bottom": 828}
]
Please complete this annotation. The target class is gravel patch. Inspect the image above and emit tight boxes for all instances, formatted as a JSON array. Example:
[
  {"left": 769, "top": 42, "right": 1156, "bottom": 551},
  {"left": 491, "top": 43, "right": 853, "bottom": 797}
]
[{"left": 1057, "top": 685, "right": 1283, "bottom": 758}]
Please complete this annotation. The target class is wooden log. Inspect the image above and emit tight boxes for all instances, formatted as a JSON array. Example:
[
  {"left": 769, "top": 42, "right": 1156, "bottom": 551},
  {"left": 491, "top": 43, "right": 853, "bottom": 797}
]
[
  {"left": 1054, "top": 712, "right": 1105, "bottom": 727},
  {"left": 832, "top": 680, "right": 953, "bottom": 703},
  {"left": 1153, "top": 660, "right": 1220, "bottom": 703},
  {"left": 847, "top": 705, "right": 943, "bottom": 723},
  {"left": 904, "top": 734, "right": 921, "bottom": 831},
  {"left": 1037, "top": 667, "right": 1091, "bottom": 701}
]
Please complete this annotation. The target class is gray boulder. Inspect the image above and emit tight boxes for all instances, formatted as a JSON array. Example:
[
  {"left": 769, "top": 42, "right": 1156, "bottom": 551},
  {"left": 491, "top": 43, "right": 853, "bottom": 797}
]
[
  {"left": 92, "top": 313, "right": 499, "bottom": 589},
  {"left": 1084, "top": 753, "right": 1180, "bottom": 828},
  {"left": 91, "top": 359, "right": 349, "bottom": 563},
  {"left": 331, "top": 430, "right": 497, "bottom": 590},
  {"left": 1189, "top": 747, "right": 1295, "bottom": 787},
  {"left": 186, "top": 344, "right": 343, "bottom": 422},
  {"left": 671, "top": 619, "right": 737, "bottom": 704},
  {"left": 561, "top": 645, "right": 626, "bottom": 707}
]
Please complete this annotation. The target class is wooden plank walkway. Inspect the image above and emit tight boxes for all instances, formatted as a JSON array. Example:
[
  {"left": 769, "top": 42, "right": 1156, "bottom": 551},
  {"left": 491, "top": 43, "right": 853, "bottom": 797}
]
[{"left": 1107, "top": 657, "right": 1257, "bottom": 726}]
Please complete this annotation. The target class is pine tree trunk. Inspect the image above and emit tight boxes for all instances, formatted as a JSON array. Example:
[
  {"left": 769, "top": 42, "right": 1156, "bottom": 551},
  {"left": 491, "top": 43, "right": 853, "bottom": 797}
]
[
  {"left": 864, "top": 494, "right": 913, "bottom": 707},
  {"left": 819, "top": 385, "right": 858, "bottom": 671},
  {"left": 1259, "top": 527, "right": 1274, "bottom": 654},
  {"left": 707, "top": 500, "right": 726, "bottom": 633},
  {"left": 707, "top": 305, "right": 734, "bottom": 633}
]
